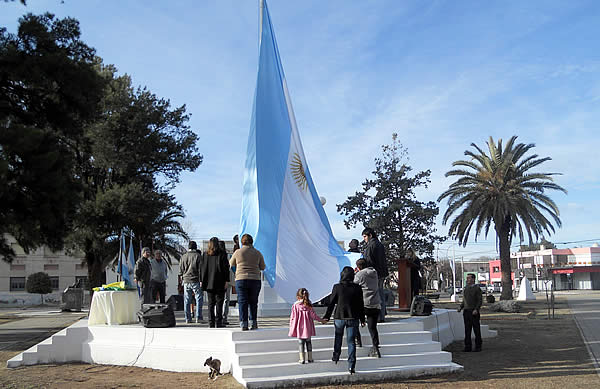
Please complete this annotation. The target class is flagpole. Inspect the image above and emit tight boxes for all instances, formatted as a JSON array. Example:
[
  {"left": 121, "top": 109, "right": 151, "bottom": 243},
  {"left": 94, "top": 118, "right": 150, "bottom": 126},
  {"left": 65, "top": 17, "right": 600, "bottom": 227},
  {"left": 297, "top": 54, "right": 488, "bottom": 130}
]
[
  {"left": 259, "top": 0, "right": 264, "bottom": 49},
  {"left": 118, "top": 229, "right": 123, "bottom": 282}
]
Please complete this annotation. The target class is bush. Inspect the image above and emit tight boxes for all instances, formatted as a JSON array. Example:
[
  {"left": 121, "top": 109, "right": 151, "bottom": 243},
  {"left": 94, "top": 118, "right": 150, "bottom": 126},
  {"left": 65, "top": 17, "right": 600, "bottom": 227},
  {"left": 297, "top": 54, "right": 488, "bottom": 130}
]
[{"left": 26, "top": 272, "right": 53, "bottom": 304}]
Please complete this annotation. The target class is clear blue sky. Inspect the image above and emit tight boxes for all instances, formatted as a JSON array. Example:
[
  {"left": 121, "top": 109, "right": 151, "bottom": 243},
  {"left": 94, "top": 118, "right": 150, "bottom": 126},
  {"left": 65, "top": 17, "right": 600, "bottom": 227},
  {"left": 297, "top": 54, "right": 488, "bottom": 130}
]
[{"left": 3, "top": 0, "right": 600, "bottom": 260}]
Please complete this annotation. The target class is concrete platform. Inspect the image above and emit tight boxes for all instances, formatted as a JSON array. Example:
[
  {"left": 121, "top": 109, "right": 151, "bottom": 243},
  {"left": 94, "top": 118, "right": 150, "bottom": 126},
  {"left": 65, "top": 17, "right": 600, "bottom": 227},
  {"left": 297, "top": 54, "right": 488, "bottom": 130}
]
[{"left": 6, "top": 308, "right": 497, "bottom": 387}]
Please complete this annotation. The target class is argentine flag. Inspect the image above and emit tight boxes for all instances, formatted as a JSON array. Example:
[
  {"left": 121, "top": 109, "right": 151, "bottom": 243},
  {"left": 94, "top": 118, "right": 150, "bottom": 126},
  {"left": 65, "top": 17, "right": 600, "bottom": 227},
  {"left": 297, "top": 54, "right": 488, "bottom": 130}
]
[
  {"left": 240, "top": 0, "right": 356, "bottom": 304},
  {"left": 117, "top": 231, "right": 132, "bottom": 286}
]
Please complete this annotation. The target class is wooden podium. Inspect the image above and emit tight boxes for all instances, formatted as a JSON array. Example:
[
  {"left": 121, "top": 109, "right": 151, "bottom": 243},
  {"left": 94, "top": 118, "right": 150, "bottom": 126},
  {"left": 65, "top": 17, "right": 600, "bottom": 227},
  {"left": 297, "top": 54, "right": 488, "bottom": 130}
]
[{"left": 396, "top": 259, "right": 412, "bottom": 311}]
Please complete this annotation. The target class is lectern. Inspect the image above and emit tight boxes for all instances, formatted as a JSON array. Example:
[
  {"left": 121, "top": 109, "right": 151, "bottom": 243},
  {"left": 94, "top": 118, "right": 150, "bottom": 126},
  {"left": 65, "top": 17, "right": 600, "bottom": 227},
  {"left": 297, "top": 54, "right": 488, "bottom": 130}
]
[{"left": 396, "top": 259, "right": 412, "bottom": 311}]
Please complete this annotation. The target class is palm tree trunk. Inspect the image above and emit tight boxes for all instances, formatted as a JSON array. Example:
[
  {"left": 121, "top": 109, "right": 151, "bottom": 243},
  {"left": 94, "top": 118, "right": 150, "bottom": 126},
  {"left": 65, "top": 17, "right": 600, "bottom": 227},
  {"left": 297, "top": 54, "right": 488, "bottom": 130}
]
[{"left": 498, "top": 221, "right": 513, "bottom": 300}]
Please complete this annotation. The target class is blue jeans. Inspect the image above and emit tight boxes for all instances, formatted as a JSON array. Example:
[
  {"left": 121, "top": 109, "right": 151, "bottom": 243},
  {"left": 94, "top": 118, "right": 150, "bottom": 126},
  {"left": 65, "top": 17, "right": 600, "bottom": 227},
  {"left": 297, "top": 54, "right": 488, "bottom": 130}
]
[
  {"left": 334, "top": 319, "right": 359, "bottom": 369},
  {"left": 236, "top": 279, "right": 261, "bottom": 328},
  {"left": 183, "top": 282, "right": 203, "bottom": 321}
]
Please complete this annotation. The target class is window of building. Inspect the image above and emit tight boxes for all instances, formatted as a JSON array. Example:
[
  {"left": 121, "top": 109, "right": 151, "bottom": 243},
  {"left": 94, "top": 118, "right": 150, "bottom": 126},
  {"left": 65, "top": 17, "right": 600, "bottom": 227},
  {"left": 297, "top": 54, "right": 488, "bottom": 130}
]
[
  {"left": 10, "top": 277, "right": 26, "bottom": 291},
  {"left": 75, "top": 276, "right": 88, "bottom": 289},
  {"left": 49, "top": 276, "right": 60, "bottom": 290},
  {"left": 493, "top": 266, "right": 500, "bottom": 273},
  {"left": 75, "top": 263, "right": 86, "bottom": 270},
  {"left": 10, "top": 264, "right": 25, "bottom": 271},
  {"left": 44, "top": 264, "right": 59, "bottom": 271}
]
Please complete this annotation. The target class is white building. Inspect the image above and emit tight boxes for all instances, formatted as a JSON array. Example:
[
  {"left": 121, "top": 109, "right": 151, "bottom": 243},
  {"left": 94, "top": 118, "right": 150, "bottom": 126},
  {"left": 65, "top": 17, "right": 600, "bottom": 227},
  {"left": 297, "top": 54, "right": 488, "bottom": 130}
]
[{"left": 0, "top": 235, "right": 89, "bottom": 306}]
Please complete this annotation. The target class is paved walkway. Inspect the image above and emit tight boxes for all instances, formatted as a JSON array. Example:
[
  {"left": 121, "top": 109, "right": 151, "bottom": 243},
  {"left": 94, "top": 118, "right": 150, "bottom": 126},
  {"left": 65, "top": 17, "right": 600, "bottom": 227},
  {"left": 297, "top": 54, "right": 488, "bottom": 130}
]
[
  {"left": 0, "top": 309, "right": 86, "bottom": 352},
  {"left": 567, "top": 292, "right": 600, "bottom": 377}
]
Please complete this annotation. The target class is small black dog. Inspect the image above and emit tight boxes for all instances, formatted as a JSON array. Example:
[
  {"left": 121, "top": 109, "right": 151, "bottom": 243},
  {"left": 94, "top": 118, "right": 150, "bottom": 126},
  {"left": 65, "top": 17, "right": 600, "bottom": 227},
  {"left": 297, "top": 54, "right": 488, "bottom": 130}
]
[{"left": 204, "top": 356, "right": 222, "bottom": 380}]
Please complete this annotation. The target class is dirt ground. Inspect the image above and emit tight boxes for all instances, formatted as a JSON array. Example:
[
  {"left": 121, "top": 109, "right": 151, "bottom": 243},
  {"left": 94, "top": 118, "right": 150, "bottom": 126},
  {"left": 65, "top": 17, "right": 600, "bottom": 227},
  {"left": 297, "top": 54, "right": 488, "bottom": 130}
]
[{"left": 1, "top": 296, "right": 598, "bottom": 389}]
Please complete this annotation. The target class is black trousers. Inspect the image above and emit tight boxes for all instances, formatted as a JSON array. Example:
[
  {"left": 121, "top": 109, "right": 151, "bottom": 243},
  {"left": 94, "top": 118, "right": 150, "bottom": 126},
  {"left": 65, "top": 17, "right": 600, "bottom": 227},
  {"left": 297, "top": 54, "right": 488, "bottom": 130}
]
[
  {"left": 150, "top": 280, "right": 166, "bottom": 303},
  {"left": 206, "top": 290, "right": 225, "bottom": 327},
  {"left": 140, "top": 283, "right": 154, "bottom": 306},
  {"left": 463, "top": 309, "right": 482, "bottom": 350},
  {"left": 365, "top": 307, "right": 381, "bottom": 348}
]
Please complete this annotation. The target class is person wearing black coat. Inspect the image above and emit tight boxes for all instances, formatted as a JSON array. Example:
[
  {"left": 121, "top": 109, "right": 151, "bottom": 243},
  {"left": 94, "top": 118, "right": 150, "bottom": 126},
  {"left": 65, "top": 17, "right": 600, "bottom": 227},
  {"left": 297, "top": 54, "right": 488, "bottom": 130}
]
[
  {"left": 323, "top": 266, "right": 366, "bottom": 374},
  {"left": 362, "top": 227, "right": 388, "bottom": 322},
  {"left": 201, "top": 237, "right": 230, "bottom": 328}
]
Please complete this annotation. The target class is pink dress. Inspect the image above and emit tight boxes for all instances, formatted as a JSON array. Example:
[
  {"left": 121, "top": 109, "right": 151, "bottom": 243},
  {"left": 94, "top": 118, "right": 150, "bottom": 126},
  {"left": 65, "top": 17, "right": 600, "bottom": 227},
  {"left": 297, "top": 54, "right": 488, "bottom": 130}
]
[{"left": 288, "top": 301, "right": 322, "bottom": 339}]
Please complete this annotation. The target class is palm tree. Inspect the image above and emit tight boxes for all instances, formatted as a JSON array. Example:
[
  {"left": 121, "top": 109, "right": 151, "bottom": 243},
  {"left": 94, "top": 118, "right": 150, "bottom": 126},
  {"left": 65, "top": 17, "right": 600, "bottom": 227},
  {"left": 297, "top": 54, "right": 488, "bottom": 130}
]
[{"left": 438, "top": 136, "right": 566, "bottom": 300}]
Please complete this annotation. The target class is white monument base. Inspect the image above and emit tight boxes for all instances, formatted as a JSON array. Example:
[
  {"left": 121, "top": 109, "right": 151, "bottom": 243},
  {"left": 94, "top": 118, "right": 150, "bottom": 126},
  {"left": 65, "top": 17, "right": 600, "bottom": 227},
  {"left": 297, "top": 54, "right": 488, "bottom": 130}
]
[
  {"left": 7, "top": 309, "right": 498, "bottom": 388},
  {"left": 517, "top": 277, "right": 536, "bottom": 301}
]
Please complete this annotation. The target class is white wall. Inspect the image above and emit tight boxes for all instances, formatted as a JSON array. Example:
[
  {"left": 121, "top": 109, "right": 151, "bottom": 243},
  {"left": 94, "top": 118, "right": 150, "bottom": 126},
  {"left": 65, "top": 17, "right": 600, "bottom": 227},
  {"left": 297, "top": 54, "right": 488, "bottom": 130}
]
[{"left": 574, "top": 273, "right": 592, "bottom": 290}]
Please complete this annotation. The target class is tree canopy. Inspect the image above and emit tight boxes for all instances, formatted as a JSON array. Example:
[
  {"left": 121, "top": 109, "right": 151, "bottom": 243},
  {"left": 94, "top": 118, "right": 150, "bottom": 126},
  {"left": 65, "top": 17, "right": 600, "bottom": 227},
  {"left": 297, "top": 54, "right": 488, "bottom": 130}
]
[
  {"left": 337, "top": 133, "right": 445, "bottom": 279},
  {"left": 438, "top": 136, "right": 566, "bottom": 300},
  {"left": 1, "top": 14, "right": 202, "bottom": 288},
  {"left": 26, "top": 272, "right": 52, "bottom": 304},
  {"left": 0, "top": 13, "right": 106, "bottom": 262}
]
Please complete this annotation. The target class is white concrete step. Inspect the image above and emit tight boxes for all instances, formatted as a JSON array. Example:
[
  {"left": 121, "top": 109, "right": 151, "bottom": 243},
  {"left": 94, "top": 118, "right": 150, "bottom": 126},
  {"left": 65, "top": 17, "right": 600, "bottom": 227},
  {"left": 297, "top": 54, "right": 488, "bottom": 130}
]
[
  {"left": 239, "top": 351, "right": 453, "bottom": 378},
  {"left": 231, "top": 320, "right": 424, "bottom": 341},
  {"left": 234, "top": 331, "right": 433, "bottom": 353},
  {"left": 236, "top": 341, "right": 442, "bottom": 365},
  {"left": 242, "top": 362, "right": 464, "bottom": 388}
]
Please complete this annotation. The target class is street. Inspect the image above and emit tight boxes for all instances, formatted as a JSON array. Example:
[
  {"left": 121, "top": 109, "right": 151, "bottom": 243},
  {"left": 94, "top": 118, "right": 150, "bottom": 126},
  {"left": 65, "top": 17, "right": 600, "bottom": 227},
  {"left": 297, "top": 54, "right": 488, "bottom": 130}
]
[{"left": 567, "top": 291, "right": 600, "bottom": 377}]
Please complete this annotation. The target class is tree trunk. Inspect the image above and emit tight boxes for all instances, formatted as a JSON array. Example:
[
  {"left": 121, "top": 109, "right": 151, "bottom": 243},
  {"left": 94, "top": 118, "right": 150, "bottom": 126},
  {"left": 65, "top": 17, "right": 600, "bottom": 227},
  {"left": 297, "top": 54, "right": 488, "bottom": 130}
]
[
  {"left": 498, "top": 220, "right": 513, "bottom": 300},
  {"left": 85, "top": 244, "right": 105, "bottom": 297}
]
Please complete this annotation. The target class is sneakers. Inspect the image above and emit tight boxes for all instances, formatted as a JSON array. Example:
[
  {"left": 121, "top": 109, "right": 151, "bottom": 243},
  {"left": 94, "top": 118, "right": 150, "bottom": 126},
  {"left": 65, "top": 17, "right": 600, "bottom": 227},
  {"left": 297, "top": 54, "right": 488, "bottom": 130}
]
[
  {"left": 251, "top": 324, "right": 258, "bottom": 330},
  {"left": 241, "top": 327, "right": 249, "bottom": 331}
]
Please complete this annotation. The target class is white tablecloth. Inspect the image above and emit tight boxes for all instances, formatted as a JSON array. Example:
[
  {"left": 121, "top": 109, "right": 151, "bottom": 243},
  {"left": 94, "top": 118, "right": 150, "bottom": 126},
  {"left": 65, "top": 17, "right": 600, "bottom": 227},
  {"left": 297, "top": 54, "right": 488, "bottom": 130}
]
[{"left": 88, "top": 290, "right": 139, "bottom": 325}]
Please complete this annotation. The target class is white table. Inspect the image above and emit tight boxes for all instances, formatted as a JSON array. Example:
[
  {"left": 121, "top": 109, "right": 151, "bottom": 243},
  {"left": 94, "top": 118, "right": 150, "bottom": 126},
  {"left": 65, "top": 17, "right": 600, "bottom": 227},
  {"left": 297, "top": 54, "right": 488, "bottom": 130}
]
[{"left": 88, "top": 290, "right": 139, "bottom": 325}]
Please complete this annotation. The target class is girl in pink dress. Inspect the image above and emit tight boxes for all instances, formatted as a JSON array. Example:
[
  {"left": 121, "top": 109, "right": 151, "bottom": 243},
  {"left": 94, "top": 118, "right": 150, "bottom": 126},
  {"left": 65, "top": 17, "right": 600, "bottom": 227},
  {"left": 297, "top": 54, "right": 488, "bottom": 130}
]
[{"left": 289, "top": 288, "right": 325, "bottom": 364}]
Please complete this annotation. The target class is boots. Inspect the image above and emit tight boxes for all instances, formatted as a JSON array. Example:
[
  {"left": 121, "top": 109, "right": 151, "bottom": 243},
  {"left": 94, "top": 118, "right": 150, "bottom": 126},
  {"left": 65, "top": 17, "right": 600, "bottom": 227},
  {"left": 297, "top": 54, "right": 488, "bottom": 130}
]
[
  {"left": 307, "top": 351, "right": 314, "bottom": 363},
  {"left": 298, "top": 351, "right": 305, "bottom": 364},
  {"left": 369, "top": 346, "right": 382, "bottom": 358}
]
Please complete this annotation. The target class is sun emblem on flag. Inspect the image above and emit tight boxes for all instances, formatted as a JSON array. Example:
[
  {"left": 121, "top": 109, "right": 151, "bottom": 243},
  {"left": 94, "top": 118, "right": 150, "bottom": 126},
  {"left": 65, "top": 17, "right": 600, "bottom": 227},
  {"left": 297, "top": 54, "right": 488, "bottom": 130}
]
[{"left": 290, "top": 152, "right": 308, "bottom": 191}]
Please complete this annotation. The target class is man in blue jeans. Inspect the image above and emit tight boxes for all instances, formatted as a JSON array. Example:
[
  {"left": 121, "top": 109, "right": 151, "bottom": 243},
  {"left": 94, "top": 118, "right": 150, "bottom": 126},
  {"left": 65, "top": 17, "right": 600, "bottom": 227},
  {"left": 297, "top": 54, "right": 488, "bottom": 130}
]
[
  {"left": 229, "top": 234, "right": 265, "bottom": 330},
  {"left": 179, "top": 241, "right": 204, "bottom": 323},
  {"left": 362, "top": 227, "right": 388, "bottom": 322}
]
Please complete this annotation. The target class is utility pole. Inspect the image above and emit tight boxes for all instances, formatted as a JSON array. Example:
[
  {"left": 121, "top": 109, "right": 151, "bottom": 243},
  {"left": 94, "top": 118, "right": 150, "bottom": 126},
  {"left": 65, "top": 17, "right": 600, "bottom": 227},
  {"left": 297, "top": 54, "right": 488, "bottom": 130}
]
[
  {"left": 451, "top": 244, "right": 457, "bottom": 302},
  {"left": 461, "top": 256, "right": 465, "bottom": 287}
]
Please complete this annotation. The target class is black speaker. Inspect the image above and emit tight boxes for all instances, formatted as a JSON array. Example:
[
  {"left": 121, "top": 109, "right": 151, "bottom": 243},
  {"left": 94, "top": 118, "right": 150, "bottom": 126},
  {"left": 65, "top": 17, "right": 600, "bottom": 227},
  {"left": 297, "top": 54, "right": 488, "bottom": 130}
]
[
  {"left": 410, "top": 295, "right": 433, "bottom": 316},
  {"left": 138, "top": 304, "right": 176, "bottom": 328},
  {"left": 166, "top": 294, "right": 184, "bottom": 311}
]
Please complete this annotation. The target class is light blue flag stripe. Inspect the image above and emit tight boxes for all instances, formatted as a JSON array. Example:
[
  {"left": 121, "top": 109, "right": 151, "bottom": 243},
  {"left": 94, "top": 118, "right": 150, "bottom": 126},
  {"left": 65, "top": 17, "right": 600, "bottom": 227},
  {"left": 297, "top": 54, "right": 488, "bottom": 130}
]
[
  {"left": 241, "top": 0, "right": 292, "bottom": 286},
  {"left": 241, "top": 1, "right": 352, "bottom": 300},
  {"left": 118, "top": 232, "right": 131, "bottom": 285}
]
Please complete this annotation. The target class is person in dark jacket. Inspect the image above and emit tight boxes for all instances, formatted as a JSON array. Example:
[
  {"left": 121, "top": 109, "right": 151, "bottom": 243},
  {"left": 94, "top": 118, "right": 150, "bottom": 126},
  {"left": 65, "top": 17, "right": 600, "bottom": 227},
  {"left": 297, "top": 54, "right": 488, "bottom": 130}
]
[
  {"left": 362, "top": 227, "right": 388, "bottom": 322},
  {"left": 458, "top": 273, "right": 483, "bottom": 352},
  {"left": 201, "top": 237, "right": 230, "bottom": 328},
  {"left": 348, "top": 239, "right": 360, "bottom": 253},
  {"left": 179, "top": 241, "right": 203, "bottom": 323},
  {"left": 407, "top": 248, "right": 422, "bottom": 301},
  {"left": 323, "top": 266, "right": 366, "bottom": 374},
  {"left": 134, "top": 247, "right": 153, "bottom": 306}
]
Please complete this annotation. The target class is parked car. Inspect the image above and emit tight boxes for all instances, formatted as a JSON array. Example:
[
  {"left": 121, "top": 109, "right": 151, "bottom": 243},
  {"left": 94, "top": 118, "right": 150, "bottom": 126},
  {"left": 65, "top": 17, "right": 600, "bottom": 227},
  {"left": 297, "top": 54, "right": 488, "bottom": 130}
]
[
  {"left": 476, "top": 283, "right": 488, "bottom": 293},
  {"left": 444, "top": 286, "right": 462, "bottom": 294}
]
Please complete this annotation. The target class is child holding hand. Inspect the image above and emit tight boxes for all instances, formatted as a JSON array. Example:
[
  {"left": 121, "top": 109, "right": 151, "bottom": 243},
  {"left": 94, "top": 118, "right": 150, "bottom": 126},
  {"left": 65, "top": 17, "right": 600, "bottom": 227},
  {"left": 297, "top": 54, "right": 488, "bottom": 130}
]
[{"left": 289, "top": 288, "right": 326, "bottom": 364}]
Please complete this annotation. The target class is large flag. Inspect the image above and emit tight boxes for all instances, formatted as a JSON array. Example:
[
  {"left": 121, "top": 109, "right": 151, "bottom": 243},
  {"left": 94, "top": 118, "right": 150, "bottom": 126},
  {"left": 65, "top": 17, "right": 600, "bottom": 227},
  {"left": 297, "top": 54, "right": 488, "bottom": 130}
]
[{"left": 240, "top": 0, "right": 356, "bottom": 304}]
